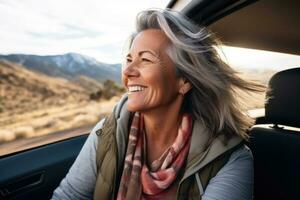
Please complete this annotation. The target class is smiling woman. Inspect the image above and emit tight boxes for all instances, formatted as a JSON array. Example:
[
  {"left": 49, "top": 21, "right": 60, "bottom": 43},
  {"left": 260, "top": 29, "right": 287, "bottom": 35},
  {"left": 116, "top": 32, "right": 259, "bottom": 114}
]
[{"left": 52, "top": 8, "right": 264, "bottom": 200}]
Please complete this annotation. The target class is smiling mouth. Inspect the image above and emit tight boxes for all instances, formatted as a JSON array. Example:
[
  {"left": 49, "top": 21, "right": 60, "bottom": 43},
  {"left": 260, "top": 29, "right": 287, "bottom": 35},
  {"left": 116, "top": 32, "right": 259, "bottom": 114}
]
[{"left": 128, "top": 85, "right": 147, "bottom": 93}]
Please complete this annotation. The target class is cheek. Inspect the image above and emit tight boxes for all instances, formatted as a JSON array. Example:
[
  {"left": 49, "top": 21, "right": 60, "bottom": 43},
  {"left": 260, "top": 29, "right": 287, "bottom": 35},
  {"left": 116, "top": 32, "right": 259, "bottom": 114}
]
[
  {"left": 144, "top": 69, "right": 165, "bottom": 89},
  {"left": 146, "top": 69, "right": 178, "bottom": 97},
  {"left": 161, "top": 68, "right": 179, "bottom": 93},
  {"left": 121, "top": 68, "right": 129, "bottom": 87}
]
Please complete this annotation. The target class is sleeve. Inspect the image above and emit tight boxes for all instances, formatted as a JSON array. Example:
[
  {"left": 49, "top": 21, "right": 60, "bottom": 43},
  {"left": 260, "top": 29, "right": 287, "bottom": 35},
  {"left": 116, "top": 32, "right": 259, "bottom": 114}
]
[
  {"left": 202, "top": 146, "right": 254, "bottom": 200},
  {"left": 51, "top": 118, "right": 105, "bottom": 200}
]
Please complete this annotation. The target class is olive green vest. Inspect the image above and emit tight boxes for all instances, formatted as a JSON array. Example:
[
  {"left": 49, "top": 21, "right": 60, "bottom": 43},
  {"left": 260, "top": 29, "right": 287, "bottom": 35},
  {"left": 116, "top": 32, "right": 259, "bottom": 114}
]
[{"left": 93, "top": 112, "right": 242, "bottom": 200}]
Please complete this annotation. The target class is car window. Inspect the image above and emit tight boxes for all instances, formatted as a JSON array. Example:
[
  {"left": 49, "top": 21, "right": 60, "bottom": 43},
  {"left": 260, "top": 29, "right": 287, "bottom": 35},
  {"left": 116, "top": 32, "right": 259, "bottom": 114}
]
[
  {"left": 220, "top": 45, "right": 300, "bottom": 114},
  {"left": 0, "top": 0, "right": 170, "bottom": 156}
]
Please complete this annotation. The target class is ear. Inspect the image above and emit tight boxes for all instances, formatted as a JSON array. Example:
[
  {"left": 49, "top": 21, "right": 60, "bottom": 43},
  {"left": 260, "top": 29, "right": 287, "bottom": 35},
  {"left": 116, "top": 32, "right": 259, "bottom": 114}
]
[{"left": 178, "top": 77, "right": 192, "bottom": 95}]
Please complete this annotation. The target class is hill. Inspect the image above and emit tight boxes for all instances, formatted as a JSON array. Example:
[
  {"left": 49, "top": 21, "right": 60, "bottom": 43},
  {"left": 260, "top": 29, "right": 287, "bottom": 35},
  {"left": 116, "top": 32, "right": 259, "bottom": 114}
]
[
  {"left": 0, "top": 60, "right": 121, "bottom": 144},
  {"left": 0, "top": 53, "right": 122, "bottom": 83},
  {"left": 0, "top": 60, "right": 93, "bottom": 116}
]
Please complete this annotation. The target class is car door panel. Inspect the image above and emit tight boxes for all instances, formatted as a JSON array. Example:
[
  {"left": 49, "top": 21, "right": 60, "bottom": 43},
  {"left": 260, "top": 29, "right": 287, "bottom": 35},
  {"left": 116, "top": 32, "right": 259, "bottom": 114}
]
[{"left": 0, "top": 135, "right": 88, "bottom": 200}]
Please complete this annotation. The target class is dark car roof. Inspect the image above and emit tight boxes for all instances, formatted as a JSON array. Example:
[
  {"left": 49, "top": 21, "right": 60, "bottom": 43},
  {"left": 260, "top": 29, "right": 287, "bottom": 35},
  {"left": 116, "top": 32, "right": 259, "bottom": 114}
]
[{"left": 168, "top": 0, "right": 300, "bottom": 55}]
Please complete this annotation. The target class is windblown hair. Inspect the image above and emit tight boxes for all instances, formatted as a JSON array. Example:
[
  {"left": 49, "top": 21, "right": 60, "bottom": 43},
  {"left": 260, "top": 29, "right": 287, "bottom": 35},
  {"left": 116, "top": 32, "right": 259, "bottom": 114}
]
[{"left": 129, "top": 9, "right": 264, "bottom": 140}]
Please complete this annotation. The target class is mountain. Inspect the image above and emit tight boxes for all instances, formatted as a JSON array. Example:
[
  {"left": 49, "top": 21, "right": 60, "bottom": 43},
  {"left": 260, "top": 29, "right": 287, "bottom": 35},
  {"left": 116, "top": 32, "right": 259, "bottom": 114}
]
[{"left": 0, "top": 53, "right": 121, "bottom": 83}]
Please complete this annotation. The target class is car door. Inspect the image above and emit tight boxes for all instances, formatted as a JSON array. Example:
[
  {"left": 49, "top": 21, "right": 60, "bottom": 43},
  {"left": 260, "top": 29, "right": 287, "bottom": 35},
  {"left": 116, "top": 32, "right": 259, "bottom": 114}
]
[{"left": 0, "top": 134, "right": 88, "bottom": 199}]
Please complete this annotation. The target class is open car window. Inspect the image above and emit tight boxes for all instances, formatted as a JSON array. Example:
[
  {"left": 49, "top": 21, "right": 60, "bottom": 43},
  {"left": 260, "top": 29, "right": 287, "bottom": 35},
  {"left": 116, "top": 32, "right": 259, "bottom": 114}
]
[
  {"left": 220, "top": 46, "right": 300, "bottom": 112},
  {"left": 0, "top": 0, "right": 169, "bottom": 156}
]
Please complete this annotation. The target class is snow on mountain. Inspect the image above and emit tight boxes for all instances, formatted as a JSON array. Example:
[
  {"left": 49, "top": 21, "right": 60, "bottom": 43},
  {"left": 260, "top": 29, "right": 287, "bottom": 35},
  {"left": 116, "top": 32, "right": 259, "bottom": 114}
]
[{"left": 0, "top": 53, "right": 122, "bottom": 83}]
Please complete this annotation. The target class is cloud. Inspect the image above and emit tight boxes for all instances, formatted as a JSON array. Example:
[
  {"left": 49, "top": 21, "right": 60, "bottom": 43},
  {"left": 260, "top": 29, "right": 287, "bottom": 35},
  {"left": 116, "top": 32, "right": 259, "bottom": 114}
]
[
  {"left": 0, "top": 0, "right": 169, "bottom": 63},
  {"left": 26, "top": 24, "right": 103, "bottom": 40}
]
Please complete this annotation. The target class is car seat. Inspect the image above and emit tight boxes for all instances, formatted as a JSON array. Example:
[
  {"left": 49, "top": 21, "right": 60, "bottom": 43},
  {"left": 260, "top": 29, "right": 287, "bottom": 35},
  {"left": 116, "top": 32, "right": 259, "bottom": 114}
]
[{"left": 248, "top": 68, "right": 300, "bottom": 200}]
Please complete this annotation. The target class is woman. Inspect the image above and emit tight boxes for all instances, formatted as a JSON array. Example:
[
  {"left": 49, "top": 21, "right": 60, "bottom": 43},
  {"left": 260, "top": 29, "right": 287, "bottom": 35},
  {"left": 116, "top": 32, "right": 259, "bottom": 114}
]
[{"left": 52, "top": 9, "right": 262, "bottom": 200}]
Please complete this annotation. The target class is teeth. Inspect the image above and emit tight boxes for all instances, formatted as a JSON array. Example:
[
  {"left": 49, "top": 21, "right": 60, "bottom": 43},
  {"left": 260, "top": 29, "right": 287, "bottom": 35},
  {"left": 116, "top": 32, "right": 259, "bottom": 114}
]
[{"left": 128, "top": 85, "right": 145, "bottom": 92}]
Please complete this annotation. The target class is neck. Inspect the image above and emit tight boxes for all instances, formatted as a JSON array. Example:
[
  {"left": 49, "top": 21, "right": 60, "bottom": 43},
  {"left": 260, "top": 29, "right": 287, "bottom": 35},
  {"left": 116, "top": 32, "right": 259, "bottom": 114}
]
[{"left": 142, "top": 95, "right": 183, "bottom": 148}]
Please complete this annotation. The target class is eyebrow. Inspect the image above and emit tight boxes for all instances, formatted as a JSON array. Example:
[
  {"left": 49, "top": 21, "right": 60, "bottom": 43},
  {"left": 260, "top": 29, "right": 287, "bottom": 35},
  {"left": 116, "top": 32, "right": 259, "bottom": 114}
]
[{"left": 127, "top": 50, "right": 159, "bottom": 58}]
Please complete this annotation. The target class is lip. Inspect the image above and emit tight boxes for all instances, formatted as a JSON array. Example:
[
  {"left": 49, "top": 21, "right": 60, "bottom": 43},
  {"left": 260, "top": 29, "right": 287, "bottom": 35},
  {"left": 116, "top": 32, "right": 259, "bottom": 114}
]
[
  {"left": 126, "top": 84, "right": 148, "bottom": 91},
  {"left": 127, "top": 85, "right": 147, "bottom": 93},
  {"left": 127, "top": 85, "right": 147, "bottom": 94},
  {"left": 127, "top": 84, "right": 147, "bottom": 87}
]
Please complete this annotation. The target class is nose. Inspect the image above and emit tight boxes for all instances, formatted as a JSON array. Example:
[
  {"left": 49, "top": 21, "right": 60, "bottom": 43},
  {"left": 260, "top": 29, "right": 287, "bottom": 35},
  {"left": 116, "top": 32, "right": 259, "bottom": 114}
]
[{"left": 122, "top": 62, "right": 140, "bottom": 78}]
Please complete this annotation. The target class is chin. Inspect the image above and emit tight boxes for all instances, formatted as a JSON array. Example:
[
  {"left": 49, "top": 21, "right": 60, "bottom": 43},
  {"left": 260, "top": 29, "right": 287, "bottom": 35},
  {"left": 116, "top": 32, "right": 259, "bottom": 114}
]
[
  {"left": 127, "top": 103, "right": 151, "bottom": 113},
  {"left": 127, "top": 107, "right": 137, "bottom": 112},
  {"left": 126, "top": 104, "right": 140, "bottom": 112},
  {"left": 126, "top": 98, "right": 145, "bottom": 112}
]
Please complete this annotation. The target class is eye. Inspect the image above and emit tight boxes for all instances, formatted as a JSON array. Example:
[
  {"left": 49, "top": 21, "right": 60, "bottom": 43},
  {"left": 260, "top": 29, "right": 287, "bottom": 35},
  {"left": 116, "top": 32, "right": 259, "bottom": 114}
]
[
  {"left": 141, "top": 58, "right": 152, "bottom": 63},
  {"left": 126, "top": 57, "right": 132, "bottom": 63}
]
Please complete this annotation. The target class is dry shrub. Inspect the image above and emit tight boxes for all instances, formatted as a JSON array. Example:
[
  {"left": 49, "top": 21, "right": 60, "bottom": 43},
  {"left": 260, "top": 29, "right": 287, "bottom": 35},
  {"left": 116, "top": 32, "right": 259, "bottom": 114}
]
[{"left": 0, "top": 130, "right": 16, "bottom": 142}]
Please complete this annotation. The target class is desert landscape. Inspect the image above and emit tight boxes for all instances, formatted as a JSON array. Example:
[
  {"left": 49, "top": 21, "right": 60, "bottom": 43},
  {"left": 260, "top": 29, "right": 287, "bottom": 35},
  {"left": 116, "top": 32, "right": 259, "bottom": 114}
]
[{"left": 0, "top": 54, "right": 124, "bottom": 153}]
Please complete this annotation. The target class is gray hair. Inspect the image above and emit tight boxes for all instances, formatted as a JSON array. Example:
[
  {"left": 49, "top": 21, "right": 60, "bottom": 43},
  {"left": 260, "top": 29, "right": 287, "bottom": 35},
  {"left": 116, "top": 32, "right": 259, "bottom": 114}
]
[{"left": 128, "top": 8, "right": 264, "bottom": 140}]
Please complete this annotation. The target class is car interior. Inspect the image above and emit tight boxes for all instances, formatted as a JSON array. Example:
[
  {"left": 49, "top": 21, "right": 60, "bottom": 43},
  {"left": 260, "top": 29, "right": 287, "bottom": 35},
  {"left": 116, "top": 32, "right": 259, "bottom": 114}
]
[{"left": 0, "top": 0, "right": 299, "bottom": 199}]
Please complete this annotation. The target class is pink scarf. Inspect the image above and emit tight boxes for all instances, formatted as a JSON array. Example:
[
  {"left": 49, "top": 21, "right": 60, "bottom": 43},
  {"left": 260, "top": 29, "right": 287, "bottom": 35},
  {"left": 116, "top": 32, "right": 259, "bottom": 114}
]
[{"left": 117, "top": 112, "right": 193, "bottom": 200}]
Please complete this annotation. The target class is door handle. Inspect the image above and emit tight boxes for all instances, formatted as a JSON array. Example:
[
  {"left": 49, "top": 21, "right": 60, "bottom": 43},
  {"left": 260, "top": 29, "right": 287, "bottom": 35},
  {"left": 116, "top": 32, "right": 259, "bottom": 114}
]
[{"left": 0, "top": 171, "right": 45, "bottom": 198}]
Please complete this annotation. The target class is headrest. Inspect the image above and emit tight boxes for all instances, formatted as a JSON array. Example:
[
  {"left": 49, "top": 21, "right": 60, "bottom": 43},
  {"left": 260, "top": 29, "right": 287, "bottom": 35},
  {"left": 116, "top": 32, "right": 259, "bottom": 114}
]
[{"left": 265, "top": 68, "right": 300, "bottom": 128}]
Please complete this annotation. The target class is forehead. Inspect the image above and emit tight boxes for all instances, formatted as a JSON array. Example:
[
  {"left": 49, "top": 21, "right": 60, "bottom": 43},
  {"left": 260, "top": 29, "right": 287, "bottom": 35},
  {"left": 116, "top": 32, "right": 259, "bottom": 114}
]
[{"left": 130, "top": 29, "right": 170, "bottom": 54}]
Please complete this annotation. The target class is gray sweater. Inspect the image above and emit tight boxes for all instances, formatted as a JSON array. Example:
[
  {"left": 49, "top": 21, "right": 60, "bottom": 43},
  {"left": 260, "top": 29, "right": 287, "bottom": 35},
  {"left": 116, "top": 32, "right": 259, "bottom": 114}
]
[{"left": 52, "top": 118, "right": 253, "bottom": 200}]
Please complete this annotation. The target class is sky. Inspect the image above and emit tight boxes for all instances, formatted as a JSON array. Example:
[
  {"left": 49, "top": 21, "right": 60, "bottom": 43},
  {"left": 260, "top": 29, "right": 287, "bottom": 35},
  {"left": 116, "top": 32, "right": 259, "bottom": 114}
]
[
  {"left": 0, "top": 0, "right": 170, "bottom": 63},
  {"left": 1, "top": 0, "right": 300, "bottom": 70},
  {"left": 219, "top": 46, "right": 300, "bottom": 71}
]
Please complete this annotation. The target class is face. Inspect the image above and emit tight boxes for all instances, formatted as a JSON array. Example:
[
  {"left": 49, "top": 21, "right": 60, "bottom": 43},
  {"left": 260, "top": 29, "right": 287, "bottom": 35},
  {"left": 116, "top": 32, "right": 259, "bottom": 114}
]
[{"left": 122, "top": 29, "right": 182, "bottom": 112}]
